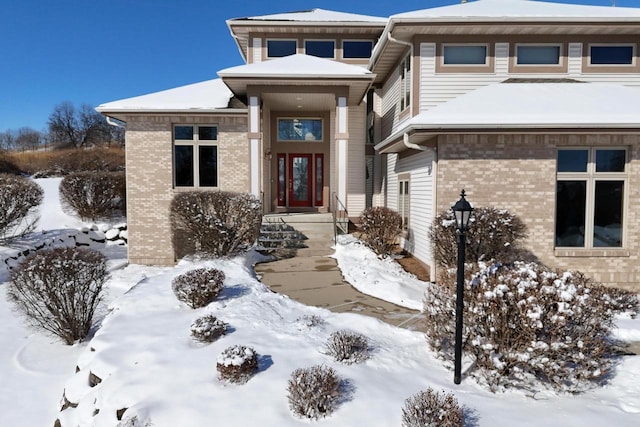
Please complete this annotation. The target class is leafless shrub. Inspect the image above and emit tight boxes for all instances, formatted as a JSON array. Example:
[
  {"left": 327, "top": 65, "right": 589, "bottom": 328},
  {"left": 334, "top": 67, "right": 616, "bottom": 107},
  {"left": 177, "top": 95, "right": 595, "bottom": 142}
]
[
  {"left": 401, "top": 388, "right": 463, "bottom": 427},
  {"left": 59, "top": 171, "right": 126, "bottom": 221},
  {"left": 190, "top": 314, "right": 227, "bottom": 343},
  {"left": 297, "top": 314, "right": 326, "bottom": 329},
  {"left": 429, "top": 207, "right": 529, "bottom": 268},
  {"left": 287, "top": 365, "right": 341, "bottom": 420},
  {"left": 424, "top": 262, "right": 616, "bottom": 392},
  {"left": 359, "top": 206, "right": 402, "bottom": 257},
  {"left": 324, "top": 330, "right": 370, "bottom": 364},
  {"left": 170, "top": 191, "right": 262, "bottom": 259},
  {"left": 0, "top": 174, "right": 43, "bottom": 242},
  {"left": 7, "top": 247, "right": 107, "bottom": 345},
  {"left": 590, "top": 284, "right": 640, "bottom": 318},
  {"left": 172, "top": 268, "right": 225, "bottom": 309},
  {"left": 217, "top": 345, "right": 258, "bottom": 384}
]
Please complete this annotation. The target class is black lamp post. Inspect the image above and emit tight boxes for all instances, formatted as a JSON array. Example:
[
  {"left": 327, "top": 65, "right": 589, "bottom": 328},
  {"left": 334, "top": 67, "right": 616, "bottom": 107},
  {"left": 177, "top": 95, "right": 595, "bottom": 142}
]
[{"left": 451, "top": 189, "right": 473, "bottom": 385}]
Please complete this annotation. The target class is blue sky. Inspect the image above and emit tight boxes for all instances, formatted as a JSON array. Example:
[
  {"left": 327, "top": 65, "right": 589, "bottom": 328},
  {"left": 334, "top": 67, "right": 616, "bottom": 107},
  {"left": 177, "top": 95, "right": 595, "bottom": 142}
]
[{"left": 1, "top": 0, "right": 638, "bottom": 132}]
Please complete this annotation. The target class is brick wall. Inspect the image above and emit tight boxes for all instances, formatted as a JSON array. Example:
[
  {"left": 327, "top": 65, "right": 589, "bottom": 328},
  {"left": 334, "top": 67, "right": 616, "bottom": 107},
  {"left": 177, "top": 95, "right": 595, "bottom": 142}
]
[
  {"left": 125, "top": 114, "right": 249, "bottom": 265},
  {"left": 436, "top": 133, "right": 640, "bottom": 289}
]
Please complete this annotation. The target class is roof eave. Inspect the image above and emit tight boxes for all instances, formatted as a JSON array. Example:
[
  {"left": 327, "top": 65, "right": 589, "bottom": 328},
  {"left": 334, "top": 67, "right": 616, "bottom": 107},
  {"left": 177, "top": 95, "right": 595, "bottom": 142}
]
[{"left": 97, "top": 108, "right": 248, "bottom": 115}]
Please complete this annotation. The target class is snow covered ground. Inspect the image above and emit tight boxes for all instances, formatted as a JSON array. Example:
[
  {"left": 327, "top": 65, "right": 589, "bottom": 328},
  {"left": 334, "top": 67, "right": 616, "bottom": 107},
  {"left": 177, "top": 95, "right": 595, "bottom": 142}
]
[{"left": 1, "top": 178, "right": 639, "bottom": 426}]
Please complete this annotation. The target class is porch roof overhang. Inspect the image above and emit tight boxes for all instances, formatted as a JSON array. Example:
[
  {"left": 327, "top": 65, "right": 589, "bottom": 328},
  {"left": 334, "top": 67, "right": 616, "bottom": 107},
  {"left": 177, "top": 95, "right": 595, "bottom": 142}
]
[
  {"left": 375, "top": 82, "right": 640, "bottom": 154},
  {"left": 218, "top": 54, "right": 376, "bottom": 106}
]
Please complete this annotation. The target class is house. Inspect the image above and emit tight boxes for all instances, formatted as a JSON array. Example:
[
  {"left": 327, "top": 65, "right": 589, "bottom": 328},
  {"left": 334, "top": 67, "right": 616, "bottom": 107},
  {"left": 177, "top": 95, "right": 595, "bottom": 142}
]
[{"left": 97, "top": 0, "right": 640, "bottom": 290}]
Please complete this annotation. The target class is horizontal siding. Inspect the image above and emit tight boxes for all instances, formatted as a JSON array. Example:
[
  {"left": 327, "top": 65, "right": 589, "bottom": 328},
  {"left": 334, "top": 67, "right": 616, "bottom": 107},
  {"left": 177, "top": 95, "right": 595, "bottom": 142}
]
[
  {"left": 495, "top": 43, "right": 509, "bottom": 75},
  {"left": 347, "top": 105, "right": 366, "bottom": 215},
  {"left": 386, "top": 153, "right": 398, "bottom": 212},
  {"left": 568, "top": 42, "right": 582, "bottom": 76},
  {"left": 381, "top": 65, "right": 401, "bottom": 139},
  {"left": 419, "top": 43, "right": 436, "bottom": 113}
]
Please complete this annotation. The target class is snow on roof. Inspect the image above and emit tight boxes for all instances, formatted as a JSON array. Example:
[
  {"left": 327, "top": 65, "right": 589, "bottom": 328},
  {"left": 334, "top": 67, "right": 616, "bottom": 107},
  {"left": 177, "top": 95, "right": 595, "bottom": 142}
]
[
  {"left": 393, "top": 0, "right": 640, "bottom": 20},
  {"left": 217, "top": 54, "right": 373, "bottom": 78},
  {"left": 405, "top": 82, "right": 640, "bottom": 128},
  {"left": 96, "top": 78, "right": 235, "bottom": 113},
  {"left": 231, "top": 8, "right": 387, "bottom": 23}
]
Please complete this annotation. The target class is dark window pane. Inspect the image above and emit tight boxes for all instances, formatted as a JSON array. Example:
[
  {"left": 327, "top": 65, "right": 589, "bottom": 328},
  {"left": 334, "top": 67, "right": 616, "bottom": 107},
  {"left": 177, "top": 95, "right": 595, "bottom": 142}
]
[
  {"left": 517, "top": 45, "right": 560, "bottom": 65},
  {"left": 555, "top": 180, "right": 586, "bottom": 247},
  {"left": 199, "top": 146, "right": 217, "bottom": 187},
  {"left": 343, "top": 41, "right": 372, "bottom": 59},
  {"left": 596, "top": 149, "right": 626, "bottom": 172},
  {"left": 278, "top": 155, "right": 286, "bottom": 205},
  {"left": 593, "top": 181, "right": 623, "bottom": 247},
  {"left": 316, "top": 155, "right": 323, "bottom": 205},
  {"left": 278, "top": 118, "right": 322, "bottom": 141},
  {"left": 174, "top": 145, "right": 194, "bottom": 187},
  {"left": 591, "top": 45, "right": 633, "bottom": 65},
  {"left": 557, "top": 150, "right": 588, "bottom": 172},
  {"left": 268, "top": 40, "right": 296, "bottom": 57},
  {"left": 174, "top": 126, "right": 194, "bottom": 140},
  {"left": 199, "top": 126, "right": 217, "bottom": 141},
  {"left": 305, "top": 40, "right": 334, "bottom": 58},
  {"left": 443, "top": 45, "right": 487, "bottom": 65}
]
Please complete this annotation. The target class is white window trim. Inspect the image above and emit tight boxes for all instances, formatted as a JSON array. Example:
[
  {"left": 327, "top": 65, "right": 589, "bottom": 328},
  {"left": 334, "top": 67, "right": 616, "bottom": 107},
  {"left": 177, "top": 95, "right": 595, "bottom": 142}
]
[
  {"left": 304, "top": 39, "right": 336, "bottom": 59},
  {"left": 173, "top": 125, "right": 219, "bottom": 189},
  {"left": 266, "top": 39, "right": 297, "bottom": 58},
  {"left": 398, "top": 178, "right": 410, "bottom": 231},
  {"left": 555, "top": 146, "right": 628, "bottom": 249},
  {"left": 515, "top": 43, "right": 563, "bottom": 67},
  {"left": 441, "top": 43, "right": 489, "bottom": 66},
  {"left": 588, "top": 43, "right": 636, "bottom": 67},
  {"left": 341, "top": 39, "right": 374, "bottom": 59}
]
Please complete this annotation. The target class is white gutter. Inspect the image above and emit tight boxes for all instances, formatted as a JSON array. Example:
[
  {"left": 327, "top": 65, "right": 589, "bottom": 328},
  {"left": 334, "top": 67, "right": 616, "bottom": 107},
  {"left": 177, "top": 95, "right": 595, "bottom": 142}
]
[
  {"left": 403, "top": 132, "right": 427, "bottom": 151},
  {"left": 105, "top": 116, "right": 124, "bottom": 128}
]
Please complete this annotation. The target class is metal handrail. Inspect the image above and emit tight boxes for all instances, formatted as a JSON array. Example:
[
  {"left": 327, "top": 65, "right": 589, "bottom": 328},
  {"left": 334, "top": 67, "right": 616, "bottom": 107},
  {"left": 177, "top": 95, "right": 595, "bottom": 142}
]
[{"left": 331, "top": 192, "right": 349, "bottom": 244}]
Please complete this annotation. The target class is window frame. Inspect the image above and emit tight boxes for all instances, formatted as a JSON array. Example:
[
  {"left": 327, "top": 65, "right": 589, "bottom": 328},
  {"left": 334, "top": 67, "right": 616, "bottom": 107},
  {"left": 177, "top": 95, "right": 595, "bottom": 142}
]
[
  {"left": 172, "top": 124, "right": 219, "bottom": 189},
  {"left": 398, "top": 176, "right": 410, "bottom": 231},
  {"left": 515, "top": 43, "right": 563, "bottom": 66},
  {"left": 342, "top": 39, "right": 374, "bottom": 59},
  {"left": 555, "top": 147, "right": 628, "bottom": 250},
  {"left": 441, "top": 43, "right": 489, "bottom": 66},
  {"left": 304, "top": 39, "right": 336, "bottom": 59},
  {"left": 399, "top": 54, "right": 411, "bottom": 113},
  {"left": 588, "top": 43, "right": 636, "bottom": 67},
  {"left": 266, "top": 39, "right": 297, "bottom": 58},
  {"left": 277, "top": 117, "right": 324, "bottom": 142}
]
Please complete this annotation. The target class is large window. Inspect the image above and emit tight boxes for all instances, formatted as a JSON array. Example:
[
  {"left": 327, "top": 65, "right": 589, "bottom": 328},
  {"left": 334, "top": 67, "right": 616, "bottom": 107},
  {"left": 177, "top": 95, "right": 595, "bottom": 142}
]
[
  {"left": 400, "top": 54, "right": 411, "bottom": 112},
  {"left": 267, "top": 40, "right": 296, "bottom": 58},
  {"left": 590, "top": 44, "right": 634, "bottom": 65},
  {"left": 277, "top": 118, "right": 323, "bottom": 141},
  {"left": 555, "top": 148, "right": 626, "bottom": 248},
  {"left": 443, "top": 44, "right": 487, "bottom": 65},
  {"left": 305, "top": 40, "right": 335, "bottom": 58},
  {"left": 343, "top": 40, "right": 373, "bottom": 59},
  {"left": 516, "top": 44, "right": 561, "bottom": 65},
  {"left": 173, "top": 125, "right": 218, "bottom": 188},
  {"left": 398, "top": 179, "right": 410, "bottom": 230}
]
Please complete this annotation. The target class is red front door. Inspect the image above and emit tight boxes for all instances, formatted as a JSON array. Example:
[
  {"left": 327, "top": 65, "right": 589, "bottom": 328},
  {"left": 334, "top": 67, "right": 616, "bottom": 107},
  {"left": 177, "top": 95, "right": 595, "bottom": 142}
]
[{"left": 288, "top": 154, "right": 312, "bottom": 207}]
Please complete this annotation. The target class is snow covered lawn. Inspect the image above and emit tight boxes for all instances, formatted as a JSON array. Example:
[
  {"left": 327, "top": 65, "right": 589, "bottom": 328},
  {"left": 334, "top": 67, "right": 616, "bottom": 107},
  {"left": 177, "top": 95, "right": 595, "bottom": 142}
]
[{"left": 1, "top": 178, "right": 640, "bottom": 426}]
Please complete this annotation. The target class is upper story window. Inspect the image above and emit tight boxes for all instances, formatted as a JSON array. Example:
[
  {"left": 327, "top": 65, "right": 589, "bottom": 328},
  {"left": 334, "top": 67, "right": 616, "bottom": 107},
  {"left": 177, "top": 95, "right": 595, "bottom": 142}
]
[
  {"left": 343, "top": 40, "right": 373, "bottom": 59},
  {"left": 400, "top": 54, "right": 411, "bottom": 112},
  {"left": 173, "top": 125, "right": 218, "bottom": 188},
  {"left": 443, "top": 44, "right": 487, "bottom": 65},
  {"left": 516, "top": 44, "right": 561, "bottom": 65},
  {"left": 267, "top": 39, "right": 296, "bottom": 58},
  {"left": 277, "top": 118, "right": 323, "bottom": 142},
  {"left": 305, "top": 40, "right": 335, "bottom": 58},
  {"left": 590, "top": 44, "right": 634, "bottom": 65},
  {"left": 555, "top": 147, "right": 627, "bottom": 249}
]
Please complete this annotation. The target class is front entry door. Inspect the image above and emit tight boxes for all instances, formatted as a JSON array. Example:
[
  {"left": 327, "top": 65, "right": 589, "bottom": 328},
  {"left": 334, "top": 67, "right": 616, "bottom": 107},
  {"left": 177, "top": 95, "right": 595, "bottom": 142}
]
[{"left": 288, "top": 154, "right": 312, "bottom": 207}]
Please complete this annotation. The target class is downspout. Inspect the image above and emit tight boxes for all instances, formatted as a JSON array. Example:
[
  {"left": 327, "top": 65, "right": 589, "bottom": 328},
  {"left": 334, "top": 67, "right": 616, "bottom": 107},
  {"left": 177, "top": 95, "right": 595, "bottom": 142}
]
[
  {"left": 387, "top": 31, "right": 412, "bottom": 49},
  {"left": 403, "top": 132, "right": 427, "bottom": 151},
  {"left": 106, "top": 116, "right": 124, "bottom": 128}
]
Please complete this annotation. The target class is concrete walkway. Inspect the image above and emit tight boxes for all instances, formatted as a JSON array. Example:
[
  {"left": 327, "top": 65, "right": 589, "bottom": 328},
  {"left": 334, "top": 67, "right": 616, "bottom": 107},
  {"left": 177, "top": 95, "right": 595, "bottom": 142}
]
[{"left": 255, "top": 213, "right": 426, "bottom": 331}]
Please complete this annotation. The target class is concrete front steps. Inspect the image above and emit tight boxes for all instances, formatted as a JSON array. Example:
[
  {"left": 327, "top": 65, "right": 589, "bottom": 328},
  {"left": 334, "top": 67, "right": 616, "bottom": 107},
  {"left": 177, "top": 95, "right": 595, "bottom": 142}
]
[{"left": 254, "top": 213, "right": 425, "bottom": 331}]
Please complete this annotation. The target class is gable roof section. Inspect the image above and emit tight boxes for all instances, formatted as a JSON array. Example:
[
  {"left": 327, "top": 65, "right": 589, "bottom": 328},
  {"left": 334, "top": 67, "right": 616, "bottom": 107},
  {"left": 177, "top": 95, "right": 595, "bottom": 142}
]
[
  {"left": 376, "top": 82, "right": 640, "bottom": 153},
  {"left": 96, "top": 78, "right": 240, "bottom": 116},
  {"left": 231, "top": 8, "right": 387, "bottom": 23}
]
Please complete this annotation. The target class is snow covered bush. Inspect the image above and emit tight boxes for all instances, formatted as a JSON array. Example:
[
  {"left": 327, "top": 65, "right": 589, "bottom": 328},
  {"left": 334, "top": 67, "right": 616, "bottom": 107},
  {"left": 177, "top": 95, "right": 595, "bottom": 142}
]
[
  {"left": 590, "top": 284, "right": 640, "bottom": 318},
  {"left": 401, "top": 388, "right": 463, "bottom": 427},
  {"left": 287, "top": 365, "right": 341, "bottom": 420},
  {"left": 217, "top": 345, "right": 259, "bottom": 384},
  {"left": 429, "top": 207, "right": 529, "bottom": 268},
  {"left": 0, "top": 173, "right": 43, "bottom": 242},
  {"left": 59, "top": 171, "right": 126, "bottom": 221},
  {"left": 172, "top": 268, "right": 225, "bottom": 309},
  {"left": 324, "top": 330, "right": 370, "bottom": 364},
  {"left": 359, "top": 206, "right": 402, "bottom": 257},
  {"left": 424, "top": 262, "right": 617, "bottom": 392},
  {"left": 190, "top": 314, "right": 227, "bottom": 343},
  {"left": 7, "top": 247, "right": 107, "bottom": 345},
  {"left": 170, "top": 191, "right": 262, "bottom": 258}
]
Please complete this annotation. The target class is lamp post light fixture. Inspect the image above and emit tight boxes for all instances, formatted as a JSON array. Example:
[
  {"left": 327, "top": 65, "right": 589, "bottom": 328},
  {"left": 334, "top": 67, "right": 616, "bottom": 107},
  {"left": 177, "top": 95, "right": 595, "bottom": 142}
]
[{"left": 451, "top": 189, "right": 473, "bottom": 385}]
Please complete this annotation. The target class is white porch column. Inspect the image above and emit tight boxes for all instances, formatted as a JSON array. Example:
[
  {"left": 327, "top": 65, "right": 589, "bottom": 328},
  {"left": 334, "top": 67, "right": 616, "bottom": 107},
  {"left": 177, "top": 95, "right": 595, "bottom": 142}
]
[
  {"left": 249, "top": 96, "right": 260, "bottom": 198},
  {"left": 336, "top": 96, "right": 348, "bottom": 206}
]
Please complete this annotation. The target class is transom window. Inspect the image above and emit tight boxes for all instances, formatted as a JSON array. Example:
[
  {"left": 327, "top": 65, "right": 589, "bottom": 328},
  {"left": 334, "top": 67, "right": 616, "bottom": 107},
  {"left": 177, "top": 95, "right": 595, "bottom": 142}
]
[
  {"left": 516, "top": 44, "right": 561, "bottom": 65},
  {"left": 590, "top": 44, "right": 634, "bottom": 65},
  {"left": 277, "top": 118, "right": 323, "bottom": 141},
  {"left": 400, "top": 54, "right": 411, "bottom": 111},
  {"left": 443, "top": 44, "right": 487, "bottom": 65},
  {"left": 267, "top": 40, "right": 296, "bottom": 58},
  {"left": 173, "top": 125, "right": 218, "bottom": 188},
  {"left": 343, "top": 40, "right": 373, "bottom": 59},
  {"left": 305, "top": 40, "right": 335, "bottom": 58},
  {"left": 555, "top": 148, "right": 627, "bottom": 248}
]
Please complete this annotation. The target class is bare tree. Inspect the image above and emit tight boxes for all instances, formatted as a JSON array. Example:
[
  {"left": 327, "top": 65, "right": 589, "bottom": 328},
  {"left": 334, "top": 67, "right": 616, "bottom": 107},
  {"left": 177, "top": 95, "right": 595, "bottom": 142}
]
[
  {"left": 16, "top": 127, "right": 41, "bottom": 151},
  {"left": 48, "top": 102, "right": 112, "bottom": 148},
  {"left": 0, "top": 130, "right": 16, "bottom": 151}
]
